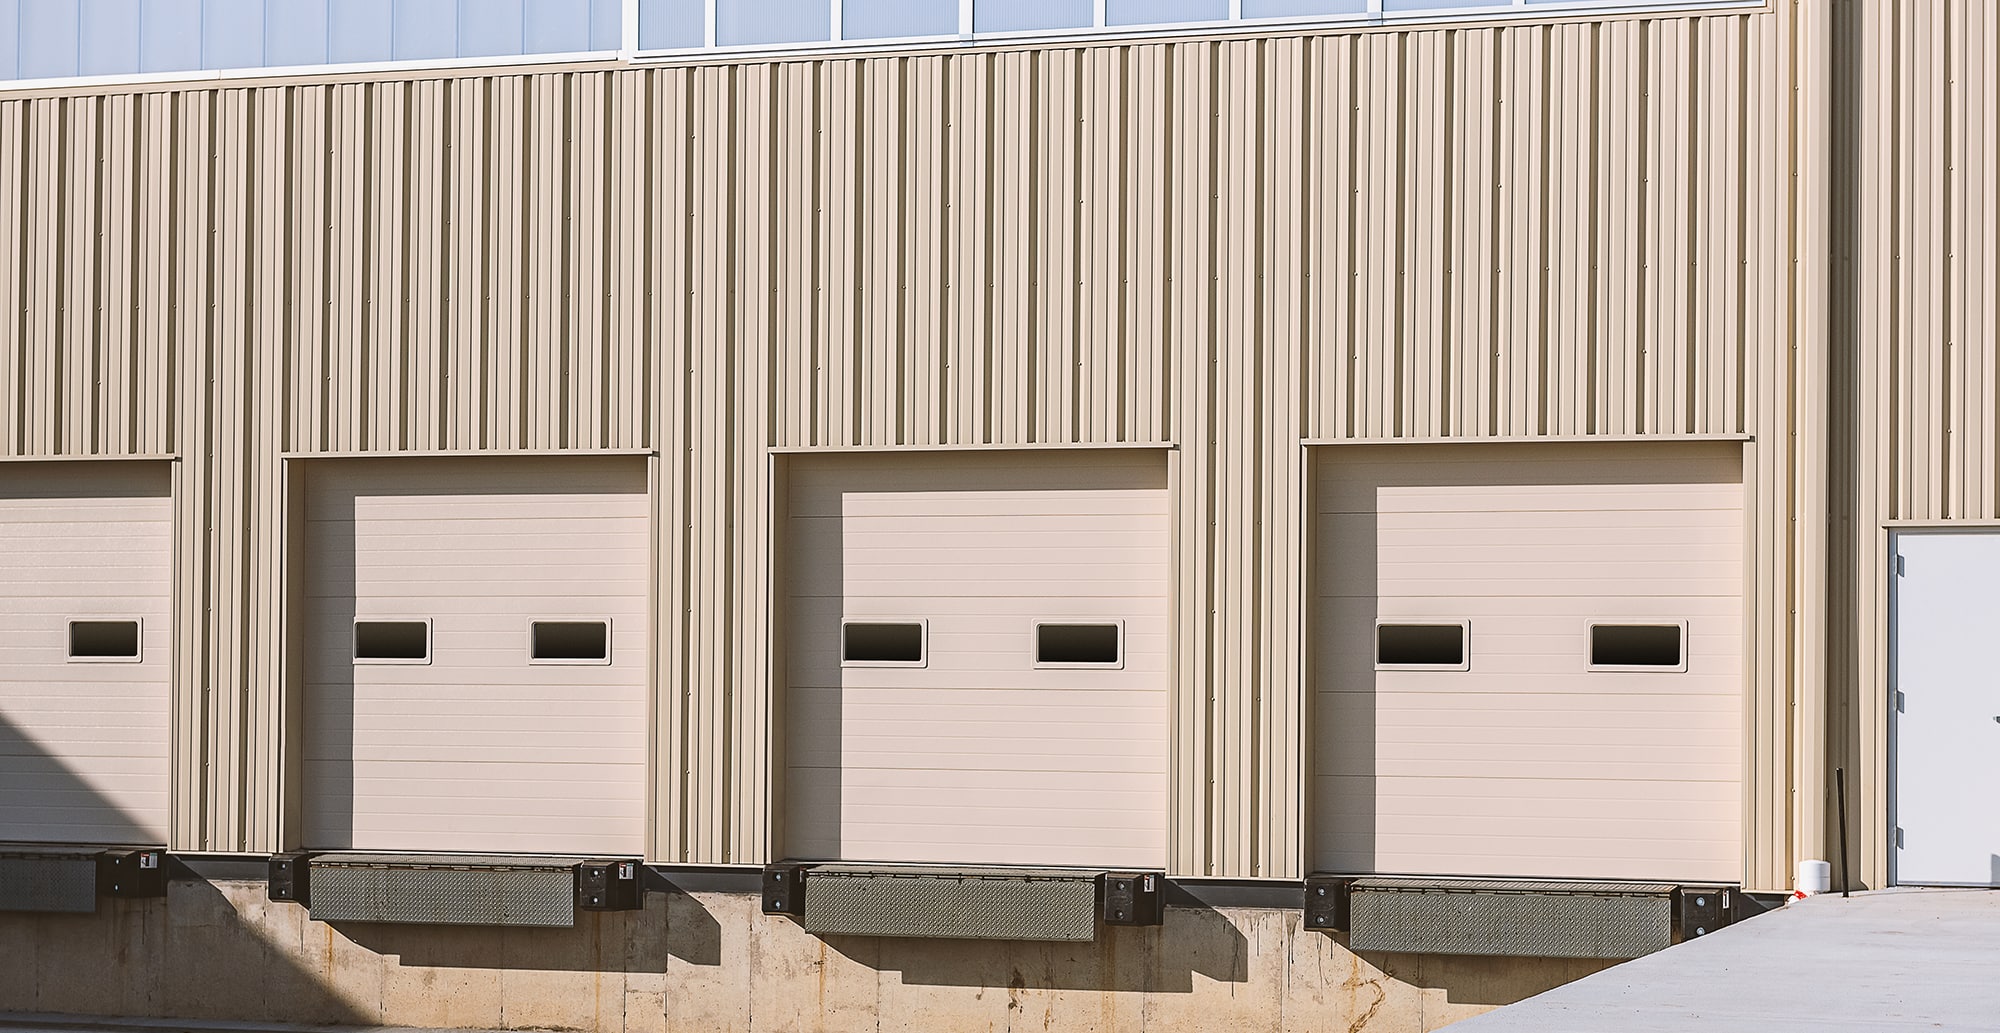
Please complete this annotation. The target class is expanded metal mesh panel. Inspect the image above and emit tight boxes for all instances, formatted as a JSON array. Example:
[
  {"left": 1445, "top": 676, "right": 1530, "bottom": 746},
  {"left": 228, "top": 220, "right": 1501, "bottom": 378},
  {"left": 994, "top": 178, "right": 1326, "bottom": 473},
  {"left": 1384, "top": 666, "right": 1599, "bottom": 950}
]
[
  {"left": 0, "top": 853, "right": 99, "bottom": 913},
  {"left": 307, "top": 855, "right": 577, "bottom": 927},
  {"left": 1348, "top": 878, "right": 1675, "bottom": 959},
  {"left": 801, "top": 867, "right": 1098, "bottom": 941}
]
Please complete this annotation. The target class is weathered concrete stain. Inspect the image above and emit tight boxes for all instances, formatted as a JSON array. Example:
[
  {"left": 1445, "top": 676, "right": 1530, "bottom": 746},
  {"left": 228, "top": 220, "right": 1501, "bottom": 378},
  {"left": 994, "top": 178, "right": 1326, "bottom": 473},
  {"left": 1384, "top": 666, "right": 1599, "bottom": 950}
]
[{"left": 0, "top": 880, "right": 1611, "bottom": 1032}]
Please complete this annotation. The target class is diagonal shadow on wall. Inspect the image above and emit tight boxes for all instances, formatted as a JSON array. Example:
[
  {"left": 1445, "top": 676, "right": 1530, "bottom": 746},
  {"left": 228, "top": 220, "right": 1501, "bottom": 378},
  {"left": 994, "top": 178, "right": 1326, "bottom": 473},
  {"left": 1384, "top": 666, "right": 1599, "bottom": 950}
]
[{"left": 0, "top": 711, "right": 371, "bottom": 1024}]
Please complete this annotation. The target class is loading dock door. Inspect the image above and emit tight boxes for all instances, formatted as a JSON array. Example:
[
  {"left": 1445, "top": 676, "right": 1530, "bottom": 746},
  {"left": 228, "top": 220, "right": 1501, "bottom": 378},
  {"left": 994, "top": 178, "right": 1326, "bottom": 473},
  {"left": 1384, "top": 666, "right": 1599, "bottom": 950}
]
[
  {"left": 0, "top": 462, "right": 172, "bottom": 845},
  {"left": 302, "top": 457, "right": 649, "bottom": 856},
  {"left": 783, "top": 451, "right": 1170, "bottom": 869},
  {"left": 1892, "top": 533, "right": 2000, "bottom": 886},
  {"left": 1313, "top": 442, "right": 1744, "bottom": 883}
]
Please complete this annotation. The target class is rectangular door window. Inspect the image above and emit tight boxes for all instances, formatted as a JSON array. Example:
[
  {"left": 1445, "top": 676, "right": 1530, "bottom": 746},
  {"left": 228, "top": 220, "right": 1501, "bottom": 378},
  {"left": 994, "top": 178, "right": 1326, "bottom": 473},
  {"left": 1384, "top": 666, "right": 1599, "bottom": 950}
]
[
  {"left": 529, "top": 619, "right": 612, "bottom": 664},
  {"left": 1587, "top": 622, "right": 1687, "bottom": 671},
  {"left": 1034, "top": 621, "right": 1124, "bottom": 668},
  {"left": 67, "top": 619, "right": 142, "bottom": 662},
  {"left": 1374, "top": 621, "right": 1470, "bottom": 671},
  {"left": 354, "top": 619, "right": 432, "bottom": 664},
  {"left": 842, "top": 621, "right": 927, "bottom": 667}
]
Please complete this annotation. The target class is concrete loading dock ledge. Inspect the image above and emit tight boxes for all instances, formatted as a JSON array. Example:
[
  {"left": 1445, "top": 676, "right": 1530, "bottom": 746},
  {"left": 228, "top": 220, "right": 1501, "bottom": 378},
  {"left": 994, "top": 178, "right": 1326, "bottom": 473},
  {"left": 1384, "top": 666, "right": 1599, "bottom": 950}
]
[{"left": 4, "top": 0, "right": 1999, "bottom": 1030}]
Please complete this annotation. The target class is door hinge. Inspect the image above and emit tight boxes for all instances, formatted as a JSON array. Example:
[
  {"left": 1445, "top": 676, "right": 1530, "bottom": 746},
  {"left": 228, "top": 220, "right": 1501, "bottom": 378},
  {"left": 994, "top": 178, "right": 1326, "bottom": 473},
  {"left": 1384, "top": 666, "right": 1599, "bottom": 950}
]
[
  {"left": 1896, "top": 554, "right": 1907, "bottom": 577},
  {"left": 1896, "top": 690, "right": 1907, "bottom": 713},
  {"left": 1895, "top": 826, "right": 1905, "bottom": 849}
]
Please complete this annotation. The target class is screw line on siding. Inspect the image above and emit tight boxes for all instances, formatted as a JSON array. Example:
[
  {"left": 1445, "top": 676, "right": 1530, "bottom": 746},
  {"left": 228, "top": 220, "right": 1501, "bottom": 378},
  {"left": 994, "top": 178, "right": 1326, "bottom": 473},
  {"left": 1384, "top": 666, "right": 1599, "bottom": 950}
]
[
  {"left": 1537, "top": 25, "right": 1556, "bottom": 437},
  {"left": 1938, "top": 0, "right": 1954, "bottom": 517},
  {"left": 1485, "top": 40, "right": 1501, "bottom": 437},
  {"left": 896, "top": 57, "right": 911, "bottom": 446},
  {"left": 1734, "top": 20, "right": 1751, "bottom": 438},
  {"left": 1249, "top": 36, "right": 1269, "bottom": 876},
  {"left": 1685, "top": 24, "right": 1703, "bottom": 437},
  {"left": 234, "top": 88, "right": 260, "bottom": 847},
  {"left": 13, "top": 103, "right": 30, "bottom": 451}
]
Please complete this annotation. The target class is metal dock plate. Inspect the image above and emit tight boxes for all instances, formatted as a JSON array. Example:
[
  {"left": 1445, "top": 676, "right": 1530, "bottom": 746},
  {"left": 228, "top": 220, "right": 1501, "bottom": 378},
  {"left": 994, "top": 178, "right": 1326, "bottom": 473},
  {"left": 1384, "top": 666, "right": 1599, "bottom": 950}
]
[
  {"left": 0, "top": 851, "right": 101, "bottom": 914},
  {"left": 1348, "top": 877, "right": 1677, "bottom": 959},
  {"left": 305, "top": 853, "right": 583, "bottom": 927},
  {"left": 801, "top": 866, "right": 1098, "bottom": 942}
]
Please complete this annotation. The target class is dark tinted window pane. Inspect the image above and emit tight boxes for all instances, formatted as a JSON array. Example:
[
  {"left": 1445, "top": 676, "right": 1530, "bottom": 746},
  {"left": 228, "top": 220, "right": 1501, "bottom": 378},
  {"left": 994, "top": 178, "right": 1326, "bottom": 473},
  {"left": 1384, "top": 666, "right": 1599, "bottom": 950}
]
[
  {"left": 1376, "top": 624, "right": 1465, "bottom": 667},
  {"left": 1590, "top": 624, "right": 1683, "bottom": 668},
  {"left": 532, "top": 620, "right": 610, "bottom": 662},
  {"left": 69, "top": 620, "right": 141, "bottom": 660},
  {"left": 355, "top": 620, "right": 429, "bottom": 661},
  {"left": 844, "top": 622, "right": 923, "bottom": 663},
  {"left": 1037, "top": 624, "right": 1121, "bottom": 665}
]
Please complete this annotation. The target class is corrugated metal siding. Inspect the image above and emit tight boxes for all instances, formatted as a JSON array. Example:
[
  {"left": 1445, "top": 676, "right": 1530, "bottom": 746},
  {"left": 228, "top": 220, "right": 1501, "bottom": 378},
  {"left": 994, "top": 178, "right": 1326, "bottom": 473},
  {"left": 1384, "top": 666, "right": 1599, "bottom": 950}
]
[
  {"left": 1828, "top": 0, "right": 1997, "bottom": 890},
  {"left": 0, "top": 7, "right": 1823, "bottom": 885}
]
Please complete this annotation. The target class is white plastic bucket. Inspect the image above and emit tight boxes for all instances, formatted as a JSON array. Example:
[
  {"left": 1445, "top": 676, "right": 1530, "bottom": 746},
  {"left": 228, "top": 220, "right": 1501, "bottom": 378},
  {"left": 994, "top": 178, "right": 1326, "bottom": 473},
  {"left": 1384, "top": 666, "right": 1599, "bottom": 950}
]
[{"left": 1796, "top": 859, "right": 1832, "bottom": 895}]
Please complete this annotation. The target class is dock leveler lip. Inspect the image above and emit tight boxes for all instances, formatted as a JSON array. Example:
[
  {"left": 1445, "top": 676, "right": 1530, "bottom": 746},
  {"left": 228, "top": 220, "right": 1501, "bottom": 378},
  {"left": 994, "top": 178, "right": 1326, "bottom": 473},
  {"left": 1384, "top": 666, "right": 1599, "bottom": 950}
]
[{"left": 0, "top": 848, "right": 168, "bottom": 914}]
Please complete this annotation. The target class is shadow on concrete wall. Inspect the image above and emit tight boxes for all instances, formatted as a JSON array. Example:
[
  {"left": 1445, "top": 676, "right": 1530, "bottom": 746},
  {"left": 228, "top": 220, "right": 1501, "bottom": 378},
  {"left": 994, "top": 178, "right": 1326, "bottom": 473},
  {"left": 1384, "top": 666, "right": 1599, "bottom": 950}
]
[
  {"left": 335, "top": 906, "right": 671, "bottom": 975},
  {"left": 658, "top": 880, "right": 725, "bottom": 966},
  {"left": 819, "top": 902, "right": 1248, "bottom": 993},
  {"left": 1355, "top": 947, "right": 1619, "bottom": 1009},
  {"left": 0, "top": 712, "right": 371, "bottom": 1024}
]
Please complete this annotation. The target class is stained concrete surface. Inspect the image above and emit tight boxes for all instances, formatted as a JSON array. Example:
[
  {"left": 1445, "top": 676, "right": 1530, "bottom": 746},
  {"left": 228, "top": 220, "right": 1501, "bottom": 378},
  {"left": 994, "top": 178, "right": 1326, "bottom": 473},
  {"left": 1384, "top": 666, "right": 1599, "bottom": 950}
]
[
  {"left": 0, "top": 1017, "right": 510, "bottom": 1033},
  {"left": 1449, "top": 888, "right": 2000, "bottom": 1032},
  {"left": 0, "top": 878, "right": 1612, "bottom": 1032}
]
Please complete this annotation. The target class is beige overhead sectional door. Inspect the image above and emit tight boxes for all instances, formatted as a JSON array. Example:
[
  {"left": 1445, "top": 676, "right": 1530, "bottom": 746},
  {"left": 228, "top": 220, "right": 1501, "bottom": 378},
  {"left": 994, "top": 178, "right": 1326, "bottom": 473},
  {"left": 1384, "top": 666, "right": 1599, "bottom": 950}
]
[
  {"left": 783, "top": 451, "right": 1171, "bottom": 869},
  {"left": 1314, "top": 442, "right": 1743, "bottom": 883},
  {"left": 0, "top": 462, "right": 172, "bottom": 845},
  {"left": 302, "top": 457, "right": 649, "bottom": 856}
]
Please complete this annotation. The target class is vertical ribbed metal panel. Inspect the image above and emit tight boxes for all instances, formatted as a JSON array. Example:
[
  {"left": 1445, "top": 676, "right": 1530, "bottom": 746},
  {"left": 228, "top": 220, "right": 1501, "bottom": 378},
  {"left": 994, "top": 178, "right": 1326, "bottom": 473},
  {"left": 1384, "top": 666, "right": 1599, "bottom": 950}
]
[
  {"left": 1826, "top": 0, "right": 1995, "bottom": 891},
  {"left": 0, "top": 7, "right": 1825, "bottom": 887}
]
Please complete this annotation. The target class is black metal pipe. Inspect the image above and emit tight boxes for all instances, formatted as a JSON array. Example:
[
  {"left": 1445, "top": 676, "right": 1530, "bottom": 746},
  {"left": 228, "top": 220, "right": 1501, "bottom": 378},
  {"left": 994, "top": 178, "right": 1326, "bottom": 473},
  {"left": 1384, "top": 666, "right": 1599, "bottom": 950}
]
[{"left": 1836, "top": 766, "right": 1852, "bottom": 898}]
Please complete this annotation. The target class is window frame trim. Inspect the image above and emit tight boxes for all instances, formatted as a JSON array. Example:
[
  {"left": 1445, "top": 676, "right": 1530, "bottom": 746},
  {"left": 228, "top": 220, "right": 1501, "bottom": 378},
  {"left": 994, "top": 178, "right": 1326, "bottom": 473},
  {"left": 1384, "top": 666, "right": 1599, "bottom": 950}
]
[
  {"left": 840, "top": 618, "right": 930, "bottom": 669},
  {"left": 352, "top": 617, "right": 435, "bottom": 667},
  {"left": 526, "top": 617, "right": 617, "bottom": 667},
  {"left": 0, "top": 48, "right": 617, "bottom": 95},
  {"left": 629, "top": 0, "right": 1763, "bottom": 64},
  {"left": 65, "top": 617, "right": 146, "bottom": 664},
  {"left": 1584, "top": 619, "right": 1691, "bottom": 673},
  {"left": 1372, "top": 618, "right": 1471, "bottom": 673},
  {"left": 1031, "top": 618, "right": 1127, "bottom": 671}
]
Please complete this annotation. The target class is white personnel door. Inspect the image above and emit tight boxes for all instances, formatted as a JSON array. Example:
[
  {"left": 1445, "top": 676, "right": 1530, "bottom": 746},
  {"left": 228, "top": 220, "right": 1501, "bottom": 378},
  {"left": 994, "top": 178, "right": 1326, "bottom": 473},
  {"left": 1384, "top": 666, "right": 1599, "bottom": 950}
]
[{"left": 1892, "top": 533, "right": 2000, "bottom": 886}]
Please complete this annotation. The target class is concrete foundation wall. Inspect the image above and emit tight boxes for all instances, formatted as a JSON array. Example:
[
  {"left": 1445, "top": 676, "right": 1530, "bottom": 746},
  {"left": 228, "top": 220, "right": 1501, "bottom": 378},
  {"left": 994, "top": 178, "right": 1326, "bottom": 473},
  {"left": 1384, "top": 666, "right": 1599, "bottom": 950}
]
[{"left": 0, "top": 879, "right": 1611, "bottom": 1032}]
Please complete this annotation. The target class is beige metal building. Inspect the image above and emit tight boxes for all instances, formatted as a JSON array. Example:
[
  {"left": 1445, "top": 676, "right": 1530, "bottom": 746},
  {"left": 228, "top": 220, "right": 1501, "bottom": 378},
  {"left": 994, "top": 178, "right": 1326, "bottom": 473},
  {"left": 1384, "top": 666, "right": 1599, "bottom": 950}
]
[{"left": 0, "top": 0, "right": 1986, "bottom": 1029}]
